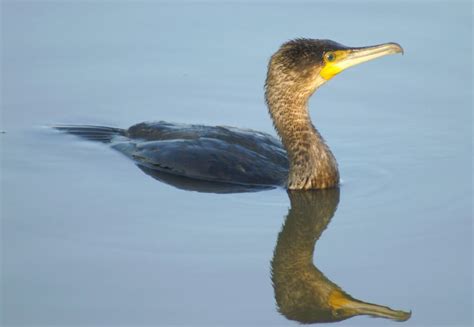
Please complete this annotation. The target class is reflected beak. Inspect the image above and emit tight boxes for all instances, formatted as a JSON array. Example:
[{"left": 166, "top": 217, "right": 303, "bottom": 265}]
[
  {"left": 320, "top": 42, "right": 404, "bottom": 80},
  {"left": 345, "top": 299, "right": 412, "bottom": 322}
]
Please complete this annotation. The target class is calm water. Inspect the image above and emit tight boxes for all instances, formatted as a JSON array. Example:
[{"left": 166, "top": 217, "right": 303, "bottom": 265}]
[{"left": 1, "top": 1, "right": 472, "bottom": 326}]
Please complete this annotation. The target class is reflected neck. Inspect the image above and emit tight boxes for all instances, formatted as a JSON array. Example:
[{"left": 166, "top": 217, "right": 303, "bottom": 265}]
[{"left": 266, "top": 87, "right": 339, "bottom": 189}]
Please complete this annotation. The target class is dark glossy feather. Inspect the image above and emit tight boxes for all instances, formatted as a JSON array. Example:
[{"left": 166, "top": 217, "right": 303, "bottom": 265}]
[{"left": 54, "top": 121, "right": 289, "bottom": 188}]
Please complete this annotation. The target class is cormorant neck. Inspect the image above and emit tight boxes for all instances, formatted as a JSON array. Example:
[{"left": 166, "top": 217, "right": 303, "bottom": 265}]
[{"left": 265, "top": 84, "right": 339, "bottom": 189}]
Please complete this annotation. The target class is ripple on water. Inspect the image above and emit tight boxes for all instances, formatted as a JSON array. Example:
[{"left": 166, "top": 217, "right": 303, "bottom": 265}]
[{"left": 340, "top": 160, "right": 395, "bottom": 201}]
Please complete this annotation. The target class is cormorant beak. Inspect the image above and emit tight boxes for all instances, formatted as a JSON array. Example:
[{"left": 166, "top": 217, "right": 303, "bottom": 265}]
[
  {"left": 329, "top": 289, "right": 411, "bottom": 322},
  {"left": 320, "top": 42, "right": 404, "bottom": 80},
  {"left": 344, "top": 298, "right": 412, "bottom": 321}
]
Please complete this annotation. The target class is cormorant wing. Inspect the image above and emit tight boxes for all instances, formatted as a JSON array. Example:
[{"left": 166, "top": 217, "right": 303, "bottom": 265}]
[{"left": 113, "top": 137, "right": 288, "bottom": 187}]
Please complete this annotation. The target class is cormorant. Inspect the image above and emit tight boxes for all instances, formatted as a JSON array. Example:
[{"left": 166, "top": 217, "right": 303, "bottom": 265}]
[
  {"left": 55, "top": 39, "right": 402, "bottom": 190},
  {"left": 271, "top": 189, "right": 411, "bottom": 323}
]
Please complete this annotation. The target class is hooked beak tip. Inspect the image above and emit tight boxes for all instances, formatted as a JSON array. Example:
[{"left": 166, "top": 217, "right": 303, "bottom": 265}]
[{"left": 389, "top": 42, "right": 404, "bottom": 55}]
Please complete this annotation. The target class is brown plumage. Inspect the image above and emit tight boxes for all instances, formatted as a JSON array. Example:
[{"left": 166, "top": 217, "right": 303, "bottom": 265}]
[{"left": 265, "top": 40, "right": 347, "bottom": 189}]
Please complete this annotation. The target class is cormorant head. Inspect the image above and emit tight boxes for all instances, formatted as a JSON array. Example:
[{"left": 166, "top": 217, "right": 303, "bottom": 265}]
[
  {"left": 276, "top": 281, "right": 412, "bottom": 323},
  {"left": 266, "top": 38, "right": 403, "bottom": 99}
]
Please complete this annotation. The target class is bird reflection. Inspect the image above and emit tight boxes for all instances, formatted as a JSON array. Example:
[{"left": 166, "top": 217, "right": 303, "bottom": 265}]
[
  {"left": 271, "top": 189, "right": 411, "bottom": 323},
  {"left": 137, "top": 165, "right": 275, "bottom": 193}
]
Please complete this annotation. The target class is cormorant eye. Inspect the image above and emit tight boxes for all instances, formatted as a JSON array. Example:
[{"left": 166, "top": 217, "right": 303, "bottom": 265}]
[{"left": 325, "top": 52, "right": 336, "bottom": 62}]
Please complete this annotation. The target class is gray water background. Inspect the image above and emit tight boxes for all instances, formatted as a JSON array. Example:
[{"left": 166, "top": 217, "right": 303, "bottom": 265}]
[{"left": 1, "top": 1, "right": 472, "bottom": 326}]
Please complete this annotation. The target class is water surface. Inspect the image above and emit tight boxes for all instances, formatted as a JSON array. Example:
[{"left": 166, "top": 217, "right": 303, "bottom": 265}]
[{"left": 1, "top": 1, "right": 472, "bottom": 326}]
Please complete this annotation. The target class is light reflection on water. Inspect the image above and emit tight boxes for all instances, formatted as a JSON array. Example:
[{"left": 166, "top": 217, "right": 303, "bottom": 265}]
[{"left": 1, "top": 1, "right": 472, "bottom": 326}]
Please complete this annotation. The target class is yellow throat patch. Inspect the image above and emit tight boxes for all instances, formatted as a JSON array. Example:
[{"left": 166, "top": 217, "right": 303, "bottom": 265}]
[{"left": 320, "top": 50, "right": 349, "bottom": 80}]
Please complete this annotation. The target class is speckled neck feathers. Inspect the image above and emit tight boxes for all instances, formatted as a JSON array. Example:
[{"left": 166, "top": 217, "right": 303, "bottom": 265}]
[{"left": 265, "top": 43, "right": 339, "bottom": 189}]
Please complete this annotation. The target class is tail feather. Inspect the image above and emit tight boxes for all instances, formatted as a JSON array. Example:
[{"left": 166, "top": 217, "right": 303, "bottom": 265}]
[{"left": 53, "top": 125, "right": 126, "bottom": 143}]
